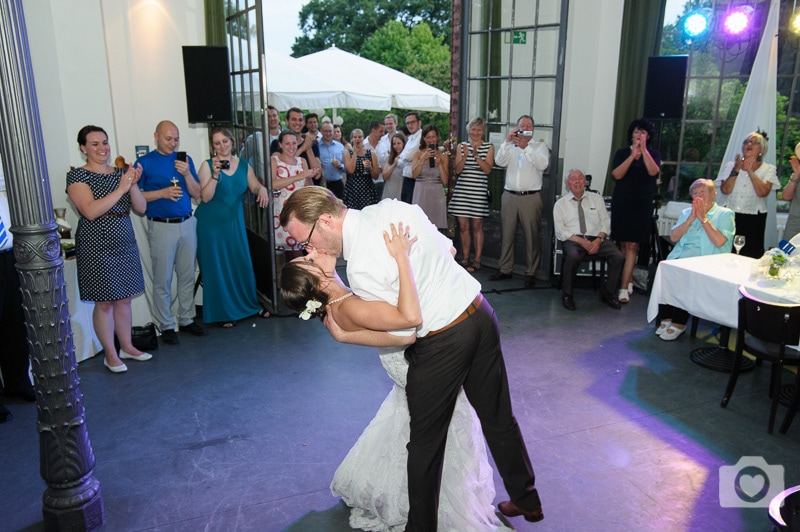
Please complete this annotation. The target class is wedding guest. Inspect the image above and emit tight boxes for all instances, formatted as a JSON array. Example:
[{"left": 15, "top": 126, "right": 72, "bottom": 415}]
[
  {"left": 195, "top": 127, "right": 270, "bottom": 329},
  {"left": 270, "top": 108, "right": 321, "bottom": 185},
  {"left": 656, "top": 179, "right": 735, "bottom": 341},
  {"left": 399, "top": 112, "right": 423, "bottom": 203},
  {"left": 784, "top": 156, "right": 800, "bottom": 238},
  {"left": 717, "top": 130, "right": 780, "bottom": 258},
  {"left": 610, "top": 118, "right": 661, "bottom": 302},
  {"left": 67, "top": 125, "right": 152, "bottom": 373},
  {"left": 449, "top": 117, "right": 494, "bottom": 271},
  {"left": 410, "top": 125, "right": 449, "bottom": 230},
  {"left": 490, "top": 115, "right": 550, "bottom": 288},
  {"left": 318, "top": 121, "right": 346, "bottom": 199},
  {"left": 333, "top": 124, "right": 352, "bottom": 151},
  {"left": 343, "top": 128, "right": 379, "bottom": 209},
  {"left": 272, "top": 130, "right": 320, "bottom": 254},
  {"left": 553, "top": 169, "right": 624, "bottom": 311},
  {"left": 381, "top": 132, "right": 408, "bottom": 201},
  {"left": 136, "top": 120, "right": 207, "bottom": 345},
  {"left": 365, "top": 120, "right": 387, "bottom": 200}
]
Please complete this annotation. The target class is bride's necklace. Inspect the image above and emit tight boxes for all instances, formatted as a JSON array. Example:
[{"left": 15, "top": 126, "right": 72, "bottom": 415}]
[{"left": 328, "top": 292, "right": 353, "bottom": 305}]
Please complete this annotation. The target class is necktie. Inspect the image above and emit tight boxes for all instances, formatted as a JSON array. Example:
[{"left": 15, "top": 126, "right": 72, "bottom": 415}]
[
  {"left": 0, "top": 212, "right": 9, "bottom": 250},
  {"left": 575, "top": 197, "right": 587, "bottom": 234}
]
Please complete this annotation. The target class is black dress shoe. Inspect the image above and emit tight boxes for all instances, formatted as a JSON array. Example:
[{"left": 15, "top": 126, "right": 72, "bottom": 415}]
[
  {"left": 0, "top": 404, "right": 12, "bottom": 423},
  {"left": 182, "top": 321, "right": 208, "bottom": 336},
  {"left": 498, "top": 500, "right": 544, "bottom": 523},
  {"left": 562, "top": 293, "right": 576, "bottom": 310},
  {"left": 5, "top": 387, "right": 36, "bottom": 402},
  {"left": 601, "top": 290, "right": 621, "bottom": 310},
  {"left": 161, "top": 329, "right": 180, "bottom": 345},
  {"left": 524, "top": 275, "right": 536, "bottom": 288},
  {"left": 488, "top": 272, "right": 512, "bottom": 281}
]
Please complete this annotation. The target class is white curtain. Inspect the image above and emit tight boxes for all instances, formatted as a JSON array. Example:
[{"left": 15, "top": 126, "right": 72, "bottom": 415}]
[{"left": 715, "top": 0, "right": 779, "bottom": 248}]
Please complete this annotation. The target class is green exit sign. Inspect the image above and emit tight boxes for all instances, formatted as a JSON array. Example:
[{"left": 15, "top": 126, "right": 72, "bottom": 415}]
[{"left": 504, "top": 30, "right": 527, "bottom": 44}]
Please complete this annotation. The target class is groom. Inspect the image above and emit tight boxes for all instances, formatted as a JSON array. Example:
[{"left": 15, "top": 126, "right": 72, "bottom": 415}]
[{"left": 280, "top": 187, "right": 543, "bottom": 530}]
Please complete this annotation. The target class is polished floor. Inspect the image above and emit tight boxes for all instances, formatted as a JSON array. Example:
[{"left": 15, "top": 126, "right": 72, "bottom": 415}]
[{"left": 2, "top": 264, "right": 799, "bottom": 532}]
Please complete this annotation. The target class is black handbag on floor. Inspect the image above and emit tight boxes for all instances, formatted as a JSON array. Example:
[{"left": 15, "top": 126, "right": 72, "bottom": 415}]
[{"left": 131, "top": 323, "right": 158, "bottom": 351}]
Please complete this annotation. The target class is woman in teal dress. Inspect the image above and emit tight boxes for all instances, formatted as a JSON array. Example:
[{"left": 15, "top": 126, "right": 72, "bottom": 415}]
[{"left": 195, "top": 127, "right": 270, "bottom": 327}]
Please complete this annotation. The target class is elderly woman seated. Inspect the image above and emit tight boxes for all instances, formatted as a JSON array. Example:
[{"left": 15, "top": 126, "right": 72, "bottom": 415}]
[{"left": 657, "top": 178, "right": 735, "bottom": 340}]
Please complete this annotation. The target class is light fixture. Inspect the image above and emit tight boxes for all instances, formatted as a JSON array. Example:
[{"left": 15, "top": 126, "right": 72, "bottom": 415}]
[
  {"left": 791, "top": 1, "right": 800, "bottom": 35},
  {"left": 684, "top": 9, "right": 712, "bottom": 38},
  {"left": 722, "top": 5, "right": 754, "bottom": 36}
]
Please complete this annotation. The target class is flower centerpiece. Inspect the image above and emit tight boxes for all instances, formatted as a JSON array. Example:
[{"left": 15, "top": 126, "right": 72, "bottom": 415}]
[{"left": 766, "top": 249, "right": 788, "bottom": 278}]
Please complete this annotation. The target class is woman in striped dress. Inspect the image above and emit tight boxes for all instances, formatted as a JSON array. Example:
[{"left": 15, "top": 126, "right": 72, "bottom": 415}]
[{"left": 448, "top": 117, "right": 494, "bottom": 272}]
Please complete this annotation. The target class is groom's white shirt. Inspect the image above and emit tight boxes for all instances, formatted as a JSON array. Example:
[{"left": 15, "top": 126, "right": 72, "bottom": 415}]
[{"left": 342, "top": 198, "right": 480, "bottom": 337}]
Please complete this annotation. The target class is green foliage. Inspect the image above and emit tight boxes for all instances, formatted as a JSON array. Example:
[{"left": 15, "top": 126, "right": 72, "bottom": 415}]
[
  {"left": 292, "top": 0, "right": 452, "bottom": 57},
  {"left": 361, "top": 21, "right": 451, "bottom": 92}
]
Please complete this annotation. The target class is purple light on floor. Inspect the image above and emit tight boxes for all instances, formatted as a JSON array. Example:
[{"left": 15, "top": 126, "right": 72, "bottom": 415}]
[{"left": 723, "top": 8, "right": 752, "bottom": 36}]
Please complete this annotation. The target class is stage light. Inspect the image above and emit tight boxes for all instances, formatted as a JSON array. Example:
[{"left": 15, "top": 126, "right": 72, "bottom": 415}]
[
  {"left": 792, "top": 10, "right": 800, "bottom": 34},
  {"left": 684, "top": 9, "right": 711, "bottom": 38},
  {"left": 722, "top": 6, "right": 754, "bottom": 36}
]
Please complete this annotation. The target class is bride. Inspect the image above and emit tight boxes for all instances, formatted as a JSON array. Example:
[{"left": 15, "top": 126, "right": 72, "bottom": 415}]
[{"left": 280, "top": 223, "right": 511, "bottom": 531}]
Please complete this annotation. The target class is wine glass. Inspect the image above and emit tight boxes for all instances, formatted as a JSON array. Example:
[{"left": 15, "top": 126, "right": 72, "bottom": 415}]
[{"left": 733, "top": 235, "right": 746, "bottom": 255}]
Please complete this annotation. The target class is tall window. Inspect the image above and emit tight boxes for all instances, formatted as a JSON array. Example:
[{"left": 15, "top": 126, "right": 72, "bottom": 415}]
[{"left": 465, "top": 0, "right": 568, "bottom": 201}]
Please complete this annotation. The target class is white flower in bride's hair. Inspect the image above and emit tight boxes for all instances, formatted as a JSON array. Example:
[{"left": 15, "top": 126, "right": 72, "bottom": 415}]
[{"left": 299, "top": 299, "right": 322, "bottom": 320}]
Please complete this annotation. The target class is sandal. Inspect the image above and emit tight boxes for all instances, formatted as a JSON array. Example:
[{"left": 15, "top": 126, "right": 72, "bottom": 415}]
[
  {"left": 257, "top": 308, "right": 271, "bottom": 319},
  {"left": 471, "top": 261, "right": 482, "bottom": 271},
  {"left": 218, "top": 321, "right": 238, "bottom": 329},
  {"left": 460, "top": 259, "right": 470, "bottom": 269}
]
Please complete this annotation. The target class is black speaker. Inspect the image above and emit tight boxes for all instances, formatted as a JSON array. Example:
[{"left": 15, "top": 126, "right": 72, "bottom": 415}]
[
  {"left": 643, "top": 55, "right": 688, "bottom": 120},
  {"left": 182, "top": 46, "right": 232, "bottom": 123}
]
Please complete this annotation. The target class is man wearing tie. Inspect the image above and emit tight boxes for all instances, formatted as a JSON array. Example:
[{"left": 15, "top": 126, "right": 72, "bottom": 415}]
[{"left": 553, "top": 169, "right": 624, "bottom": 311}]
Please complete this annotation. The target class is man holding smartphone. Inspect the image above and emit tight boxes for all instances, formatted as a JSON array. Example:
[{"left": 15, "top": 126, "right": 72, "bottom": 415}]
[
  {"left": 490, "top": 115, "right": 550, "bottom": 288},
  {"left": 136, "top": 120, "right": 207, "bottom": 344}
]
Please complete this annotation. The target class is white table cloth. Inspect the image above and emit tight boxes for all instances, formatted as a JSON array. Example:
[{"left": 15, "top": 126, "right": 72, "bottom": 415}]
[{"left": 647, "top": 253, "right": 800, "bottom": 328}]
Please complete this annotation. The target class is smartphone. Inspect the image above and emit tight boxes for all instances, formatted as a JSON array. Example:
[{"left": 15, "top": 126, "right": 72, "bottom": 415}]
[
  {"left": 176, "top": 151, "right": 187, "bottom": 162},
  {"left": 428, "top": 143, "right": 436, "bottom": 150},
  {"left": 219, "top": 160, "right": 230, "bottom": 169}
]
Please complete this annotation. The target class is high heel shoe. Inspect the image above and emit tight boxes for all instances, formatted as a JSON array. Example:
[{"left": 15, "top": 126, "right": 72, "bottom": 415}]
[
  {"left": 119, "top": 350, "right": 153, "bottom": 361},
  {"left": 104, "top": 358, "right": 128, "bottom": 373}
]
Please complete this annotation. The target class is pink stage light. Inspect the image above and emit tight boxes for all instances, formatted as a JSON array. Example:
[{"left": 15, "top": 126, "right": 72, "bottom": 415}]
[{"left": 723, "top": 6, "right": 754, "bottom": 36}]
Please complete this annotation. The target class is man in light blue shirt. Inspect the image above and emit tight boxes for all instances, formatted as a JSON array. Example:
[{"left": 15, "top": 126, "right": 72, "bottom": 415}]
[{"left": 318, "top": 121, "right": 346, "bottom": 199}]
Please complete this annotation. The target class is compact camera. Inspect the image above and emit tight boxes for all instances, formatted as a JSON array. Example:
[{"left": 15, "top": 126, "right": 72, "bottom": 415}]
[
  {"left": 219, "top": 160, "right": 230, "bottom": 169},
  {"left": 515, "top": 130, "right": 533, "bottom": 137}
]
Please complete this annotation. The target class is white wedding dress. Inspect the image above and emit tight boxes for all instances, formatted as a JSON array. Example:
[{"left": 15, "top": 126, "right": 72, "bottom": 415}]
[{"left": 330, "top": 348, "right": 512, "bottom": 531}]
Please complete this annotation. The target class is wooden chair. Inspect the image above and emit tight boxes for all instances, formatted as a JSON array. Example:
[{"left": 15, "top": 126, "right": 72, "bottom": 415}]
[{"left": 720, "top": 286, "right": 800, "bottom": 434}]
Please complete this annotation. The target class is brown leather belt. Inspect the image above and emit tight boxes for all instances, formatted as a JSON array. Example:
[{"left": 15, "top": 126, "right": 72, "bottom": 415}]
[
  {"left": 426, "top": 293, "right": 484, "bottom": 338},
  {"left": 99, "top": 212, "right": 130, "bottom": 218}
]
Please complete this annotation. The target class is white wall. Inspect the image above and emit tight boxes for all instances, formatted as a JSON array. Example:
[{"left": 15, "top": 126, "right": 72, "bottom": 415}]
[
  {"left": 560, "top": 0, "right": 625, "bottom": 195},
  {"left": 23, "top": 0, "right": 208, "bottom": 229}
]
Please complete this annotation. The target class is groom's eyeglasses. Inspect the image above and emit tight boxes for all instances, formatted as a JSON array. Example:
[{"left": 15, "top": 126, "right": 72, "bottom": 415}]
[{"left": 299, "top": 219, "right": 318, "bottom": 250}]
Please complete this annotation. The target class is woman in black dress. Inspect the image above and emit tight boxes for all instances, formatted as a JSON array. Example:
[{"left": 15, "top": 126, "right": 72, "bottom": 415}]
[
  {"left": 67, "top": 125, "right": 150, "bottom": 373},
  {"left": 610, "top": 118, "right": 661, "bottom": 303},
  {"left": 343, "top": 128, "right": 380, "bottom": 210}
]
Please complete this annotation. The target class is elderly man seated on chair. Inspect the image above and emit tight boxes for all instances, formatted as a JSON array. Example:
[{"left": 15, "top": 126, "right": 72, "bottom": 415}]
[
  {"left": 656, "top": 178, "right": 735, "bottom": 340},
  {"left": 553, "top": 169, "right": 624, "bottom": 311}
]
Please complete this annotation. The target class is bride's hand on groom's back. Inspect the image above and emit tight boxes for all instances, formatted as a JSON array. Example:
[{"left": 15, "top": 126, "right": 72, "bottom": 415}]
[{"left": 384, "top": 222, "right": 416, "bottom": 260}]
